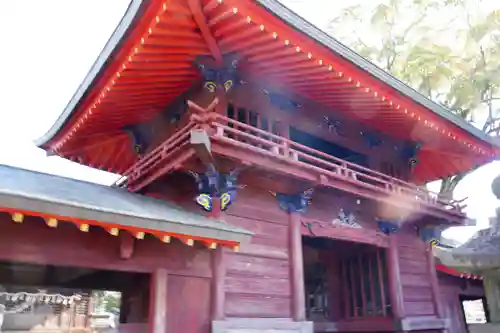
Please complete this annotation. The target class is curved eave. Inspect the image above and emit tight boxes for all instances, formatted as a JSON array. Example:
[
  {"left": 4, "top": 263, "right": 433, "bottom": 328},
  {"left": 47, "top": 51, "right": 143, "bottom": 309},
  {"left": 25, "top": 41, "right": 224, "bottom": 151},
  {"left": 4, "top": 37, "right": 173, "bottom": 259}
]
[
  {"left": 35, "top": 0, "right": 147, "bottom": 148},
  {"left": 256, "top": 0, "right": 500, "bottom": 149},
  {"left": 35, "top": 0, "right": 499, "bottom": 181}
]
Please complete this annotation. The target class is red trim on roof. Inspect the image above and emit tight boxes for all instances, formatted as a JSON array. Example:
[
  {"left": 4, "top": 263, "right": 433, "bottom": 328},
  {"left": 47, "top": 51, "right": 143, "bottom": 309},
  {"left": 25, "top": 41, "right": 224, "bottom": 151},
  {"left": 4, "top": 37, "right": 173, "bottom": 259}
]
[
  {"left": 41, "top": 0, "right": 497, "bottom": 182},
  {"left": 436, "top": 264, "right": 483, "bottom": 280}
]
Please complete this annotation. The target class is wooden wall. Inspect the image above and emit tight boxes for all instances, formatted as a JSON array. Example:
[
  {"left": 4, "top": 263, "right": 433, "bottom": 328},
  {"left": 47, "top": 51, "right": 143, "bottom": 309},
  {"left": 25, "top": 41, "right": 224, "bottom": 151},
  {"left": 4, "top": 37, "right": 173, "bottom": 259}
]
[
  {"left": 223, "top": 187, "right": 292, "bottom": 318},
  {"left": 396, "top": 229, "right": 437, "bottom": 318}
]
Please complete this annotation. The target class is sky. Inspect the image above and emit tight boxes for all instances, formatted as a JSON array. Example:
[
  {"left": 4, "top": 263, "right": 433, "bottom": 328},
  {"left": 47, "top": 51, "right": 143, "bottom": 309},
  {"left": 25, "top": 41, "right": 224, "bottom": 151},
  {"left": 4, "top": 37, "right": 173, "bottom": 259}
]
[{"left": 0, "top": 0, "right": 498, "bottom": 243}]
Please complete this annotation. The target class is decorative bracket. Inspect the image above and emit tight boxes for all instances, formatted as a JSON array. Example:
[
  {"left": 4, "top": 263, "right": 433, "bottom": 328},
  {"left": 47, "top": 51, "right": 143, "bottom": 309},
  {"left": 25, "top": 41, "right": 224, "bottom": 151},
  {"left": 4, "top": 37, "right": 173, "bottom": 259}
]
[
  {"left": 270, "top": 188, "right": 313, "bottom": 213},
  {"left": 189, "top": 165, "right": 244, "bottom": 212},
  {"left": 418, "top": 224, "right": 443, "bottom": 247},
  {"left": 377, "top": 219, "right": 399, "bottom": 235},
  {"left": 332, "top": 208, "right": 361, "bottom": 228},
  {"left": 194, "top": 54, "right": 242, "bottom": 94},
  {"left": 397, "top": 142, "right": 422, "bottom": 171}
]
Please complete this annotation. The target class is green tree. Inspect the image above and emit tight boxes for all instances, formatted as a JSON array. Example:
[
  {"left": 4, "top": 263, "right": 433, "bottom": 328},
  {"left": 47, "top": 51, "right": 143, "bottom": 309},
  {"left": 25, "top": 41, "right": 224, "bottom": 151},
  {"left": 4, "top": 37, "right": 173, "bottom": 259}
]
[{"left": 327, "top": 0, "right": 500, "bottom": 200}]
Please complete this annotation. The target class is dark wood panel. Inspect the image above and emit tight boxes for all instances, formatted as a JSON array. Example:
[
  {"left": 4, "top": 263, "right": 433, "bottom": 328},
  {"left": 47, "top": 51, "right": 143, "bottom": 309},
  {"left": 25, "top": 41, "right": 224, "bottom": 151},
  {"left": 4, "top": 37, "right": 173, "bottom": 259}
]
[
  {"left": 225, "top": 293, "right": 291, "bottom": 318},
  {"left": 403, "top": 287, "right": 434, "bottom": 301},
  {"left": 399, "top": 259, "right": 429, "bottom": 274},
  {"left": 167, "top": 275, "right": 211, "bottom": 333},
  {"left": 398, "top": 249, "right": 427, "bottom": 261},
  {"left": 405, "top": 301, "right": 436, "bottom": 316},
  {"left": 401, "top": 273, "right": 432, "bottom": 287},
  {"left": 225, "top": 274, "right": 290, "bottom": 297},
  {"left": 235, "top": 243, "right": 289, "bottom": 260},
  {"left": 226, "top": 204, "right": 288, "bottom": 225},
  {"left": 226, "top": 253, "right": 289, "bottom": 278},
  {"left": 224, "top": 215, "right": 288, "bottom": 238}
]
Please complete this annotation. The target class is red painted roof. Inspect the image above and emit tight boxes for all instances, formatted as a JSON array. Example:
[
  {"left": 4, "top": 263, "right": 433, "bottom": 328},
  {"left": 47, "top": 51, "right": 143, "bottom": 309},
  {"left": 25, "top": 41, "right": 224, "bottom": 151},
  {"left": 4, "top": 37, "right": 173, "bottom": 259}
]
[{"left": 36, "top": 0, "right": 499, "bottom": 182}]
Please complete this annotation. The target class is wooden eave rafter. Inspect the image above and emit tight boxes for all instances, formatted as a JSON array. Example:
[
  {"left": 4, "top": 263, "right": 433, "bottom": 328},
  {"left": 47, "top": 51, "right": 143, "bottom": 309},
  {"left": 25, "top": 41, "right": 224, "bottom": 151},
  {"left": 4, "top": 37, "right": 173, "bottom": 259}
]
[
  {"left": 2, "top": 207, "right": 241, "bottom": 251},
  {"left": 35, "top": 0, "right": 499, "bottom": 183}
]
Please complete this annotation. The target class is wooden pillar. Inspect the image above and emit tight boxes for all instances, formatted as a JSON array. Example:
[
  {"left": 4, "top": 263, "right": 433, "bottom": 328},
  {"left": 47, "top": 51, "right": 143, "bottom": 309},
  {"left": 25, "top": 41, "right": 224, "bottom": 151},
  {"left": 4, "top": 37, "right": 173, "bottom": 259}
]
[
  {"left": 289, "top": 212, "right": 306, "bottom": 321},
  {"left": 426, "top": 244, "right": 443, "bottom": 318},
  {"left": 483, "top": 275, "right": 500, "bottom": 323},
  {"left": 212, "top": 246, "right": 225, "bottom": 320},
  {"left": 386, "top": 235, "right": 405, "bottom": 319},
  {"left": 208, "top": 197, "right": 226, "bottom": 320},
  {"left": 148, "top": 268, "right": 168, "bottom": 333}
]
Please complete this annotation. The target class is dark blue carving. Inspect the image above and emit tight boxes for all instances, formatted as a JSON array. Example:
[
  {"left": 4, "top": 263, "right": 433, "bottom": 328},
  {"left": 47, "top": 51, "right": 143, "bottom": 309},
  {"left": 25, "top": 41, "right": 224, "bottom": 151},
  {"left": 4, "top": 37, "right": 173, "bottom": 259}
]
[
  {"left": 418, "top": 225, "right": 442, "bottom": 247},
  {"left": 123, "top": 124, "right": 150, "bottom": 155},
  {"left": 263, "top": 90, "right": 302, "bottom": 112},
  {"left": 273, "top": 188, "right": 313, "bottom": 213},
  {"left": 377, "top": 220, "right": 399, "bottom": 234},
  {"left": 361, "top": 131, "right": 383, "bottom": 148},
  {"left": 321, "top": 116, "right": 341, "bottom": 134},
  {"left": 195, "top": 55, "right": 241, "bottom": 93},
  {"left": 189, "top": 165, "right": 241, "bottom": 212},
  {"left": 400, "top": 142, "right": 422, "bottom": 170}
]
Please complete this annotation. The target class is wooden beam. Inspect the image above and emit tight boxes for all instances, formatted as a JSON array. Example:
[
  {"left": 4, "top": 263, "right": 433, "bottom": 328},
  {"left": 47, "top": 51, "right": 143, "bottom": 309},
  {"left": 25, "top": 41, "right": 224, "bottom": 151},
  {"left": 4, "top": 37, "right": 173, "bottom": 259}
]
[
  {"left": 148, "top": 268, "right": 168, "bottom": 333},
  {"left": 120, "top": 233, "right": 135, "bottom": 260},
  {"left": 211, "top": 246, "right": 225, "bottom": 320},
  {"left": 187, "top": 0, "right": 223, "bottom": 64},
  {"left": 289, "top": 212, "right": 306, "bottom": 321},
  {"left": 190, "top": 129, "right": 214, "bottom": 165},
  {"left": 426, "top": 243, "right": 444, "bottom": 318}
]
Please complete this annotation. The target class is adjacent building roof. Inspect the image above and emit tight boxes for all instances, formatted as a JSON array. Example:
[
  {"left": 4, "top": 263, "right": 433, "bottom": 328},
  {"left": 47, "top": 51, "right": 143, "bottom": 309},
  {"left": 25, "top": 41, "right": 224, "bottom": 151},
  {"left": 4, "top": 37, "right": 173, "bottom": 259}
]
[
  {"left": 435, "top": 220, "right": 500, "bottom": 272},
  {"left": 0, "top": 164, "right": 252, "bottom": 245},
  {"left": 34, "top": 0, "right": 499, "bottom": 183}
]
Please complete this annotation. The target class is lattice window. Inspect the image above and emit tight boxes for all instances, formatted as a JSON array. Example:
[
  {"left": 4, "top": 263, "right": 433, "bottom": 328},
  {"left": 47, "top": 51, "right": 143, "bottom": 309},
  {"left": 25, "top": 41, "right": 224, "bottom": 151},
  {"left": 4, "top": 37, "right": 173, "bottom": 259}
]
[{"left": 340, "top": 248, "right": 391, "bottom": 318}]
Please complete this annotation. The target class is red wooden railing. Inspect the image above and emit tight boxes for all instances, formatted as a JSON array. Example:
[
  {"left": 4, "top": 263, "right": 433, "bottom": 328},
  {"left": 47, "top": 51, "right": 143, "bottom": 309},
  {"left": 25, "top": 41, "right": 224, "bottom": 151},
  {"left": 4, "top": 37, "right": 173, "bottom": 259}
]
[
  {"left": 116, "top": 121, "right": 198, "bottom": 192},
  {"left": 209, "top": 114, "right": 464, "bottom": 214},
  {"left": 117, "top": 102, "right": 467, "bottom": 217}
]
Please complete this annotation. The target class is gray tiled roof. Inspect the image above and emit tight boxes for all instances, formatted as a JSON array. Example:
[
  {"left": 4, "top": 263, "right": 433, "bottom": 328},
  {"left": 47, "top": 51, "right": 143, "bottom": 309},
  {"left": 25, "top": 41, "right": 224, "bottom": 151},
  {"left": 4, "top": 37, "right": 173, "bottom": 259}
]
[
  {"left": 0, "top": 164, "right": 252, "bottom": 243},
  {"left": 452, "top": 226, "right": 500, "bottom": 256}
]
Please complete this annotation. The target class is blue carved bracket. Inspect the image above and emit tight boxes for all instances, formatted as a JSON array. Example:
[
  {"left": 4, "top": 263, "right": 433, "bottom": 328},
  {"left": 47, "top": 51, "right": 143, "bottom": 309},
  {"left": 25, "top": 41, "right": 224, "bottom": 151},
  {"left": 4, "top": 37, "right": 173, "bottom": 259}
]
[
  {"left": 270, "top": 188, "right": 313, "bottom": 213},
  {"left": 189, "top": 165, "right": 242, "bottom": 212},
  {"left": 195, "top": 54, "right": 242, "bottom": 93},
  {"left": 396, "top": 142, "right": 422, "bottom": 170},
  {"left": 377, "top": 220, "right": 399, "bottom": 234},
  {"left": 123, "top": 124, "right": 150, "bottom": 156},
  {"left": 418, "top": 225, "right": 442, "bottom": 247}
]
